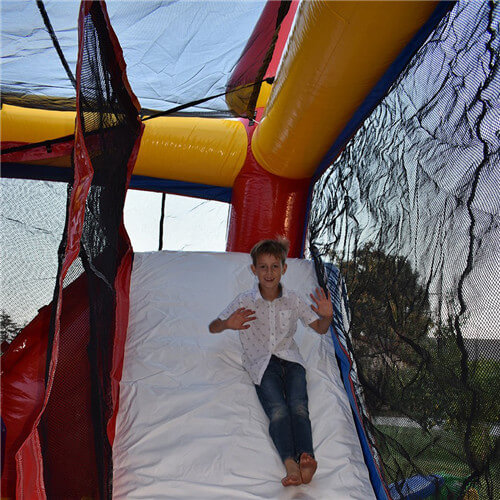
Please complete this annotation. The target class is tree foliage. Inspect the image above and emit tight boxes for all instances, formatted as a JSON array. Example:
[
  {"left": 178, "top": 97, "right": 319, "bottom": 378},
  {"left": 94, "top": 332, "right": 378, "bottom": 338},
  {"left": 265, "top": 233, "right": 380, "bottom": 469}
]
[
  {"left": 0, "top": 310, "right": 23, "bottom": 352},
  {"left": 338, "top": 243, "right": 499, "bottom": 488},
  {"left": 339, "top": 243, "right": 435, "bottom": 419}
]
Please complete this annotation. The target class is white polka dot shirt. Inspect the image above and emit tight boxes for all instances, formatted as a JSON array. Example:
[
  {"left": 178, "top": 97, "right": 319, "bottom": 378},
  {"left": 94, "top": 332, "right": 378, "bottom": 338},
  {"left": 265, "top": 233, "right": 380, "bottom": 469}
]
[{"left": 218, "top": 284, "right": 319, "bottom": 385}]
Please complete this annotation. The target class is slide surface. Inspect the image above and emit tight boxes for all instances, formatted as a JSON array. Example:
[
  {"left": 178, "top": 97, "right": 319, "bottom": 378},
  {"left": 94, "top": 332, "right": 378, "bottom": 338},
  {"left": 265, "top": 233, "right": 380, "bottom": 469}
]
[{"left": 113, "top": 251, "right": 375, "bottom": 499}]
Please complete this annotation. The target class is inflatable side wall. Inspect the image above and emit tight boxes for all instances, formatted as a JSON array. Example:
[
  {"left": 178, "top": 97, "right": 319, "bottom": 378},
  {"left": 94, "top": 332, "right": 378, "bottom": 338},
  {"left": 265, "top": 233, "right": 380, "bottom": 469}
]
[{"left": 0, "top": 1, "right": 452, "bottom": 498}]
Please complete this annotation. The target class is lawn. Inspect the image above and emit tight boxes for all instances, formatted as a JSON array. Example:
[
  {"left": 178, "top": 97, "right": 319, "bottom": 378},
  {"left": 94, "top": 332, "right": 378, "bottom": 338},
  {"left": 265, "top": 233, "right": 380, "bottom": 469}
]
[{"left": 377, "top": 424, "right": 499, "bottom": 498}]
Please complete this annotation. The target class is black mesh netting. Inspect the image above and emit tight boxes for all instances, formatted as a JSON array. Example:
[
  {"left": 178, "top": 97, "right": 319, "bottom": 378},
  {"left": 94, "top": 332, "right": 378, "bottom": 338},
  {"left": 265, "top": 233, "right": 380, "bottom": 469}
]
[
  {"left": 38, "top": 2, "right": 142, "bottom": 498},
  {"left": 308, "top": 2, "right": 499, "bottom": 498},
  {"left": 0, "top": 178, "right": 67, "bottom": 351}
]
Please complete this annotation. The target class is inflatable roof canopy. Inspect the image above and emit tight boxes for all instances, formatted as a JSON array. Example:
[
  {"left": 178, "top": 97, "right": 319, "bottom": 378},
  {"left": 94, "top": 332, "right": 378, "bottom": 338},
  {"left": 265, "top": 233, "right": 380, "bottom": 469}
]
[
  {"left": 2, "top": 0, "right": 451, "bottom": 256},
  {"left": 2, "top": 1, "right": 499, "bottom": 499}
]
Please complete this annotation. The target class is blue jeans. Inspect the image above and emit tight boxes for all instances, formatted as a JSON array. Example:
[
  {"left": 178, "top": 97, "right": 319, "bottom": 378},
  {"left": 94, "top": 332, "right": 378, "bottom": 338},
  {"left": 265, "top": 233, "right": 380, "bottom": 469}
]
[{"left": 255, "top": 355, "right": 314, "bottom": 463}]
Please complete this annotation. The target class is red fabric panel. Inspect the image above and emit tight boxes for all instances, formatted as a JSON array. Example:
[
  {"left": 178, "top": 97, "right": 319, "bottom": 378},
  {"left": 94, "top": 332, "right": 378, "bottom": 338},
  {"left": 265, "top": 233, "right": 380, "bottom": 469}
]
[
  {"left": 16, "top": 427, "right": 45, "bottom": 499},
  {"left": 1, "top": 138, "right": 74, "bottom": 163},
  {"left": 1, "top": 307, "right": 49, "bottom": 497},
  {"left": 107, "top": 246, "right": 133, "bottom": 445},
  {"left": 226, "top": 124, "right": 310, "bottom": 257},
  {"left": 1, "top": 275, "right": 92, "bottom": 497},
  {"left": 264, "top": 0, "right": 299, "bottom": 80}
]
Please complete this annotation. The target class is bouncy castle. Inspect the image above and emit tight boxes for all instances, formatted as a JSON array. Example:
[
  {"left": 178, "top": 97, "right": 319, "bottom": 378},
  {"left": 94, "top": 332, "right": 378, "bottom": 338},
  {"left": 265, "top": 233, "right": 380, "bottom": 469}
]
[{"left": 1, "top": 1, "right": 499, "bottom": 498}]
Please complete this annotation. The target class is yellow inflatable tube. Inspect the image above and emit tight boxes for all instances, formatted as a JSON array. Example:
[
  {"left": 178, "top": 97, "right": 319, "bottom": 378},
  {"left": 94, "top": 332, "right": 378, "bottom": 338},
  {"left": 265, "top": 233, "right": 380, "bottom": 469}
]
[
  {"left": 1, "top": 105, "right": 76, "bottom": 142},
  {"left": 2, "top": 1, "right": 439, "bottom": 186},
  {"left": 135, "top": 116, "right": 247, "bottom": 188},
  {"left": 252, "top": 0, "right": 439, "bottom": 179},
  {"left": 1, "top": 104, "right": 248, "bottom": 188}
]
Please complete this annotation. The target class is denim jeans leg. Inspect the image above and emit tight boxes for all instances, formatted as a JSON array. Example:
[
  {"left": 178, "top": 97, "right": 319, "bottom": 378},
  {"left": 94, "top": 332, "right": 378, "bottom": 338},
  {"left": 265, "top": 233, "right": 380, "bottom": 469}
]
[
  {"left": 283, "top": 360, "right": 314, "bottom": 461},
  {"left": 255, "top": 356, "right": 295, "bottom": 463}
]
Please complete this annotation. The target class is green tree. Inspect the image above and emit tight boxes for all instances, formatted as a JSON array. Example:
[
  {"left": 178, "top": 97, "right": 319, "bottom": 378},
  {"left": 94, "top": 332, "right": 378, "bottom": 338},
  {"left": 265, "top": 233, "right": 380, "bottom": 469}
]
[
  {"left": 338, "top": 244, "right": 498, "bottom": 489},
  {"left": 339, "top": 243, "right": 438, "bottom": 424},
  {"left": 1, "top": 310, "right": 22, "bottom": 347}
]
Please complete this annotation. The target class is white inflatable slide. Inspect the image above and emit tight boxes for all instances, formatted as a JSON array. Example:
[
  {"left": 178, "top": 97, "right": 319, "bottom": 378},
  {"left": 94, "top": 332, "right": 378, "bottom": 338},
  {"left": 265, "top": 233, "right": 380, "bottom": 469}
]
[{"left": 113, "top": 251, "right": 375, "bottom": 499}]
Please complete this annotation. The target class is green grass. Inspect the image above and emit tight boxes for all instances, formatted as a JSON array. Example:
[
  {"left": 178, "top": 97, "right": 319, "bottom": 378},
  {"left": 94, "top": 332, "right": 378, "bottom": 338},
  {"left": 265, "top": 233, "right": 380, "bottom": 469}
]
[
  {"left": 377, "top": 425, "right": 499, "bottom": 498},
  {"left": 378, "top": 425, "right": 468, "bottom": 477}
]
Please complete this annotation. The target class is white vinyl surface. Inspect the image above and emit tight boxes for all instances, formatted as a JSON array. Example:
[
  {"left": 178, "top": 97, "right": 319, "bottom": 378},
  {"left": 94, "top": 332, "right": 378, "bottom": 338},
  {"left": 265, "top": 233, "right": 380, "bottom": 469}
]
[{"left": 113, "top": 251, "right": 375, "bottom": 499}]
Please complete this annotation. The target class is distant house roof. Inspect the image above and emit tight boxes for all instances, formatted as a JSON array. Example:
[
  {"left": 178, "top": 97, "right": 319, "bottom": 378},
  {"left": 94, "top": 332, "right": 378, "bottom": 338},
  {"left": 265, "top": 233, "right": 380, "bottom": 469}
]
[{"left": 464, "top": 338, "right": 500, "bottom": 361}]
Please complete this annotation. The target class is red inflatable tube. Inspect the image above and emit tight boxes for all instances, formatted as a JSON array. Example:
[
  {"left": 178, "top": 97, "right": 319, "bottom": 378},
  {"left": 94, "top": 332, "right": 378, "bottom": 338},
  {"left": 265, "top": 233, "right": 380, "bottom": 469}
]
[{"left": 226, "top": 124, "right": 310, "bottom": 257}]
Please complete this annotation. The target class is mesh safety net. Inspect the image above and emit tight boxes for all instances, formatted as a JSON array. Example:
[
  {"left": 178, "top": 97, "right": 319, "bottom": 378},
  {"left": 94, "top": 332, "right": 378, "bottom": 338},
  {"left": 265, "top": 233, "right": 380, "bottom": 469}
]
[
  {"left": 1, "top": 1, "right": 143, "bottom": 497},
  {"left": 308, "top": 1, "right": 499, "bottom": 498},
  {"left": 38, "top": 2, "right": 143, "bottom": 497},
  {"left": 0, "top": 179, "right": 67, "bottom": 350}
]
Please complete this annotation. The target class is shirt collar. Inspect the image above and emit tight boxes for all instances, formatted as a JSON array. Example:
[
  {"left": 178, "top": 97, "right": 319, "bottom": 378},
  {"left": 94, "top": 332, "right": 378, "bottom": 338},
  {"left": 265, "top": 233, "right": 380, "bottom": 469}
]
[{"left": 251, "top": 282, "right": 289, "bottom": 302}]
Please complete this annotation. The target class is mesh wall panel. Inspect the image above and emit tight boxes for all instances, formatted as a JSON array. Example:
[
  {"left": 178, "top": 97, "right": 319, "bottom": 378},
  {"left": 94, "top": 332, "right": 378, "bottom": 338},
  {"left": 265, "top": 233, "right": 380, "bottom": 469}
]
[
  {"left": 39, "top": 260, "right": 100, "bottom": 498},
  {"left": 38, "top": 1, "right": 143, "bottom": 498},
  {"left": 0, "top": 178, "right": 68, "bottom": 496},
  {"left": 0, "top": 178, "right": 67, "bottom": 349},
  {"left": 308, "top": 2, "right": 499, "bottom": 498}
]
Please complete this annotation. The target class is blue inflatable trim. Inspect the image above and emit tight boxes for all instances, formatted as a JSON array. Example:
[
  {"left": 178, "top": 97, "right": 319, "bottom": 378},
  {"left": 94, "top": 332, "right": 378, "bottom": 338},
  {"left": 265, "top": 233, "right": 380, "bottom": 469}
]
[
  {"left": 129, "top": 175, "right": 232, "bottom": 203},
  {"left": 1, "top": 164, "right": 232, "bottom": 203},
  {"left": 322, "top": 262, "right": 390, "bottom": 500}
]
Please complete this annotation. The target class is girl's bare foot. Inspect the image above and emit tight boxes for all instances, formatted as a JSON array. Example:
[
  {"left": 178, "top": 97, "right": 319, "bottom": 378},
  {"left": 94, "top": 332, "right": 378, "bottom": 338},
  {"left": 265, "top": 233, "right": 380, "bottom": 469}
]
[
  {"left": 282, "top": 458, "right": 302, "bottom": 487},
  {"left": 299, "top": 452, "right": 317, "bottom": 484}
]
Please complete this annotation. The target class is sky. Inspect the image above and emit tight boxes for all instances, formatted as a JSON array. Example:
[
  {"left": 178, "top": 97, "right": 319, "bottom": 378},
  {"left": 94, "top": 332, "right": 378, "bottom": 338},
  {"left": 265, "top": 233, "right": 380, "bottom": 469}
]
[
  {"left": 124, "top": 190, "right": 229, "bottom": 253},
  {"left": 0, "top": 180, "right": 229, "bottom": 329}
]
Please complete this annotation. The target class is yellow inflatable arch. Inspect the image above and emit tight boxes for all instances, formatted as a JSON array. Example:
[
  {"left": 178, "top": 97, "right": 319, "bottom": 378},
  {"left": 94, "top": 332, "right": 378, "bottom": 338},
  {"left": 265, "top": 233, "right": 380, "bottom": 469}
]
[{"left": 3, "top": 1, "right": 439, "bottom": 189}]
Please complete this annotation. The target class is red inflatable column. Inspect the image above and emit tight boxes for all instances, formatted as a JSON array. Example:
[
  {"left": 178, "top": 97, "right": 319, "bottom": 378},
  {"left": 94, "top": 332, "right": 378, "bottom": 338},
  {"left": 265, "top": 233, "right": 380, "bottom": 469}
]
[{"left": 226, "top": 126, "right": 310, "bottom": 258}]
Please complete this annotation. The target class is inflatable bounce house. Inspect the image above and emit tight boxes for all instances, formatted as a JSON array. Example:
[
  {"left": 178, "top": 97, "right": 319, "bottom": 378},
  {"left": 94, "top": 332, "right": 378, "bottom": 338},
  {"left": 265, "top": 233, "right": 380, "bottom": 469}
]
[{"left": 1, "top": 1, "right": 498, "bottom": 498}]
